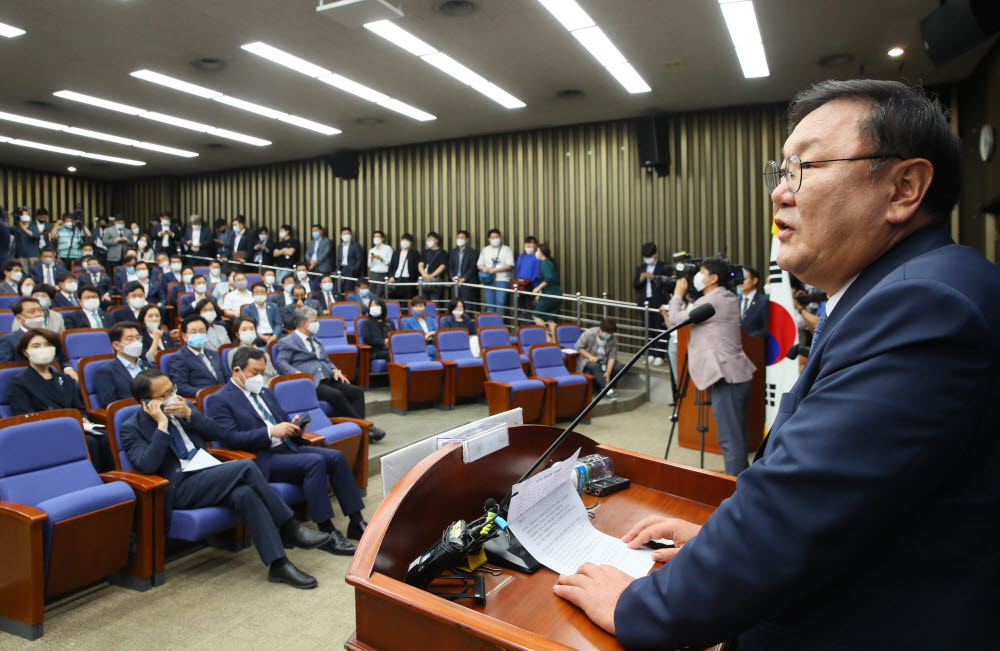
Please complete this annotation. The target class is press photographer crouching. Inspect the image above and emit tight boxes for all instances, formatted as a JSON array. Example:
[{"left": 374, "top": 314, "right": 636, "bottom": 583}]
[{"left": 662, "top": 257, "right": 755, "bottom": 475}]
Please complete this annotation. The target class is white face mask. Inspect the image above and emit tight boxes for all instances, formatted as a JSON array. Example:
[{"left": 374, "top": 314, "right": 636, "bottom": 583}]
[
  {"left": 455, "top": 238, "right": 466, "bottom": 247},
  {"left": 137, "top": 270, "right": 149, "bottom": 280},
  {"left": 306, "top": 320, "right": 320, "bottom": 335},
  {"left": 535, "top": 252, "right": 543, "bottom": 261},
  {"left": 283, "top": 285, "right": 294, "bottom": 294},
  {"left": 265, "top": 275, "right": 275, "bottom": 284},
  {"left": 10, "top": 271, "right": 23, "bottom": 282},
  {"left": 122, "top": 340, "right": 143, "bottom": 358},
  {"left": 129, "top": 297, "right": 147, "bottom": 310},
  {"left": 242, "top": 370, "right": 264, "bottom": 394},
  {"left": 22, "top": 314, "right": 45, "bottom": 329},
  {"left": 452, "top": 309, "right": 464, "bottom": 317},
  {"left": 146, "top": 321, "right": 160, "bottom": 332},
  {"left": 137, "top": 241, "right": 148, "bottom": 250},
  {"left": 643, "top": 257, "right": 655, "bottom": 265},
  {"left": 400, "top": 241, "right": 411, "bottom": 250},
  {"left": 171, "top": 262, "right": 182, "bottom": 273},
  {"left": 194, "top": 284, "right": 207, "bottom": 294},
  {"left": 253, "top": 294, "right": 267, "bottom": 304},
  {"left": 279, "top": 231, "right": 287, "bottom": 239},
  {"left": 36, "top": 297, "right": 51, "bottom": 310},
  {"left": 20, "top": 214, "right": 31, "bottom": 223},
  {"left": 321, "top": 282, "right": 334, "bottom": 292},
  {"left": 182, "top": 273, "right": 193, "bottom": 284},
  {"left": 372, "top": 237, "right": 382, "bottom": 246},
  {"left": 693, "top": 271, "right": 708, "bottom": 292},
  {"left": 27, "top": 346, "right": 56, "bottom": 366},
  {"left": 21, "top": 285, "right": 34, "bottom": 297},
  {"left": 131, "top": 227, "right": 140, "bottom": 235},
  {"left": 296, "top": 270, "right": 308, "bottom": 280},
  {"left": 82, "top": 297, "right": 100, "bottom": 312},
  {"left": 210, "top": 268, "right": 221, "bottom": 277},
  {"left": 524, "top": 246, "right": 535, "bottom": 255},
  {"left": 238, "top": 330, "right": 257, "bottom": 345},
  {"left": 201, "top": 311, "right": 217, "bottom": 323},
  {"left": 341, "top": 234, "right": 352, "bottom": 243},
  {"left": 369, "top": 306, "right": 382, "bottom": 318},
  {"left": 64, "top": 281, "right": 79, "bottom": 293},
  {"left": 159, "top": 261, "right": 170, "bottom": 270},
  {"left": 426, "top": 240, "right": 436, "bottom": 249},
  {"left": 490, "top": 238, "right": 501, "bottom": 247}
]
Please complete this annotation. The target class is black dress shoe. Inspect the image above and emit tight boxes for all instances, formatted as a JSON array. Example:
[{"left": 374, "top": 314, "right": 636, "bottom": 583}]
[
  {"left": 346, "top": 519, "right": 367, "bottom": 541},
  {"left": 267, "top": 560, "right": 318, "bottom": 589},
  {"left": 280, "top": 520, "right": 331, "bottom": 550},
  {"left": 368, "top": 426, "right": 386, "bottom": 442},
  {"left": 319, "top": 528, "right": 357, "bottom": 556}
]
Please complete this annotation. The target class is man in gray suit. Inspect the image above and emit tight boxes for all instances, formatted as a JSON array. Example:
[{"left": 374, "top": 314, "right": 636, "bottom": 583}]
[
  {"left": 664, "top": 257, "right": 755, "bottom": 475},
  {"left": 102, "top": 215, "right": 136, "bottom": 265},
  {"left": 275, "top": 306, "right": 386, "bottom": 442},
  {"left": 305, "top": 224, "right": 333, "bottom": 274}
]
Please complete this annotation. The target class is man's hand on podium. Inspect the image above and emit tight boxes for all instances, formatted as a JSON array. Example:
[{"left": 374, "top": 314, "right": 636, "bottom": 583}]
[
  {"left": 553, "top": 563, "right": 632, "bottom": 635},
  {"left": 623, "top": 516, "right": 702, "bottom": 563}
]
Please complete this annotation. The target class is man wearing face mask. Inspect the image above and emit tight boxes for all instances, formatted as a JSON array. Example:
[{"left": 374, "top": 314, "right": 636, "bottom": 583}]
[
  {"left": 634, "top": 242, "right": 670, "bottom": 366},
  {"left": 0, "top": 259, "right": 24, "bottom": 293},
  {"left": 294, "top": 263, "right": 317, "bottom": 293},
  {"left": 241, "top": 282, "right": 282, "bottom": 344},
  {"left": 94, "top": 322, "right": 154, "bottom": 408},
  {"left": 663, "top": 257, "right": 756, "bottom": 476},
  {"left": 477, "top": 228, "right": 515, "bottom": 315},
  {"left": 336, "top": 226, "right": 363, "bottom": 292},
  {"left": 367, "top": 230, "right": 393, "bottom": 298},
  {"left": 271, "top": 224, "right": 300, "bottom": 282},
  {"left": 168, "top": 314, "right": 231, "bottom": 398},
  {"left": 113, "top": 254, "right": 140, "bottom": 295},
  {"left": 29, "top": 247, "right": 67, "bottom": 286},
  {"left": 387, "top": 233, "right": 419, "bottom": 300},
  {"left": 183, "top": 213, "right": 212, "bottom": 262},
  {"left": 418, "top": 231, "right": 448, "bottom": 303},
  {"left": 133, "top": 261, "right": 163, "bottom": 307},
  {"left": 110, "top": 283, "right": 150, "bottom": 326},
  {"left": 222, "top": 272, "right": 254, "bottom": 318},
  {"left": 306, "top": 224, "right": 332, "bottom": 275},
  {"left": 151, "top": 212, "right": 177, "bottom": 256},
  {"left": 167, "top": 266, "right": 196, "bottom": 308},
  {"left": 102, "top": 216, "right": 135, "bottom": 266},
  {"left": 252, "top": 226, "right": 275, "bottom": 267},
  {"left": 52, "top": 271, "right": 81, "bottom": 308},
  {"left": 77, "top": 255, "right": 113, "bottom": 304},
  {"left": 14, "top": 207, "right": 42, "bottom": 267},
  {"left": 261, "top": 270, "right": 280, "bottom": 294},
  {"left": 226, "top": 215, "right": 255, "bottom": 270},
  {"left": 64, "top": 285, "right": 111, "bottom": 329},
  {"left": 513, "top": 236, "right": 541, "bottom": 324},
  {"left": 576, "top": 318, "right": 620, "bottom": 400},
  {"left": 448, "top": 229, "right": 477, "bottom": 304},
  {"left": 0, "top": 298, "right": 77, "bottom": 380},
  {"left": 158, "top": 257, "right": 186, "bottom": 294},
  {"left": 207, "top": 347, "right": 366, "bottom": 555},
  {"left": 314, "top": 275, "right": 339, "bottom": 316},
  {"left": 345, "top": 278, "right": 372, "bottom": 315},
  {"left": 280, "top": 284, "right": 323, "bottom": 330}
]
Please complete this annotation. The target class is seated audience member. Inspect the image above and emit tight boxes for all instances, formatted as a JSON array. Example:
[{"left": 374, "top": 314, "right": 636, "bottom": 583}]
[
  {"left": 113, "top": 254, "right": 139, "bottom": 295},
  {"left": 158, "top": 257, "right": 186, "bottom": 294},
  {"left": 272, "top": 275, "right": 297, "bottom": 309},
  {"left": 168, "top": 314, "right": 230, "bottom": 398},
  {"left": 77, "top": 256, "right": 113, "bottom": 304},
  {"left": 261, "top": 269, "right": 280, "bottom": 294},
  {"left": 314, "top": 275, "right": 339, "bottom": 315},
  {"left": 241, "top": 282, "right": 282, "bottom": 344},
  {"left": 208, "top": 347, "right": 364, "bottom": 553},
  {"left": 0, "top": 259, "right": 23, "bottom": 293},
  {"left": 294, "top": 263, "right": 317, "bottom": 292},
  {"left": 120, "top": 368, "right": 330, "bottom": 588},
  {"left": 64, "top": 285, "right": 111, "bottom": 329},
  {"left": 180, "top": 274, "right": 211, "bottom": 316},
  {"left": 738, "top": 265, "right": 769, "bottom": 338},
  {"left": 275, "top": 306, "right": 385, "bottom": 442},
  {"left": 210, "top": 265, "right": 232, "bottom": 303},
  {"left": 166, "top": 265, "right": 195, "bottom": 307},
  {"left": 110, "top": 282, "right": 148, "bottom": 325},
  {"left": 230, "top": 316, "right": 278, "bottom": 383},
  {"left": 135, "top": 235, "right": 154, "bottom": 262},
  {"left": 400, "top": 296, "right": 437, "bottom": 359},
  {"left": 357, "top": 299, "right": 394, "bottom": 363},
  {"left": 133, "top": 260, "right": 163, "bottom": 306},
  {"left": 12, "top": 283, "right": 66, "bottom": 334},
  {"left": 52, "top": 271, "right": 81, "bottom": 308},
  {"left": 222, "top": 272, "right": 254, "bottom": 317},
  {"left": 575, "top": 318, "right": 619, "bottom": 400},
  {"left": 0, "top": 299, "right": 75, "bottom": 379},
  {"left": 94, "top": 321, "right": 153, "bottom": 408},
  {"left": 7, "top": 328, "right": 107, "bottom": 469},
  {"left": 280, "top": 284, "right": 322, "bottom": 330},
  {"left": 439, "top": 297, "right": 476, "bottom": 335},
  {"left": 345, "top": 278, "right": 372, "bottom": 315},
  {"left": 150, "top": 253, "right": 169, "bottom": 286},
  {"left": 192, "top": 298, "right": 230, "bottom": 351},
  {"left": 29, "top": 247, "right": 67, "bottom": 285},
  {"left": 138, "top": 304, "right": 177, "bottom": 364}
]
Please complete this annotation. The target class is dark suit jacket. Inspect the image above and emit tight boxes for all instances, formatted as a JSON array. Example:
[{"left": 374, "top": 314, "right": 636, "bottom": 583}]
[
  {"left": 345, "top": 291, "right": 371, "bottom": 315},
  {"left": 213, "top": 228, "right": 231, "bottom": 259},
  {"left": 29, "top": 260, "right": 67, "bottom": 283},
  {"left": 141, "top": 329, "right": 176, "bottom": 360},
  {"left": 109, "top": 305, "right": 143, "bottom": 326},
  {"left": 280, "top": 299, "right": 322, "bottom": 330},
  {"left": 8, "top": 366, "right": 87, "bottom": 417},
  {"left": 14, "top": 222, "right": 41, "bottom": 259},
  {"left": 0, "top": 279, "right": 19, "bottom": 294},
  {"left": 77, "top": 271, "right": 113, "bottom": 297},
  {"left": 312, "top": 290, "right": 341, "bottom": 315},
  {"left": 227, "top": 229, "right": 255, "bottom": 261},
  {"left": 53, "top": 291, "right": 82, "bottom": 308},
  {"left": 0, "top": 220, "right": 10, "bottom": 264},
  {"left": 305, "top": 236, "right": 333, "bottom": 273},
  {"left": 420, "top": 248, "right": 448, "bottom": 281},
  {"left": 448, "top": 247, "right": 476, "bottom": 282},
  {"left": 168, "top": 345, "right": 230, "bottom": 398},
  {"left": 183, "top": 225, "right": 213, "bottom": 256},
  {"left": 167, "top": 283, "right": 196, "bottom": 308},
  {"left": 251, "top": 238, "right": 275, "bottom": 266},
  {"left": 113, "top": 267, "right": 139, "bottom": 295},
  {"left": 158, "top": 271, "right": 182, "bottom": 295},
  {"left": 335, "top": 240, "right": 363, "bottom": 278},
  {"left": 64, "top": 308, "right": 111, "bottom": 330},
  {"left": 134, "top": 280, "right": 162, "bottom": 306},
  {"left": 632, "top": 260, "right": 670, "bottom": 308},
  {"left": 615, "top": 226, "right": 1000, "bottom": 650},
  {"left": 93, "top": 356, "right": 152, "bottom": 408},
  {"left": 740, "top": 291, "right": 769, "bottom": 338},
  {"left": 387, "top": 249, "right": 419, "bottom": 282},
  {"left": 241, "top": 301, "right": 283, "bottom": 334},
  {"left": 150, "top": 222, "right": 179, "bottom": 255}
]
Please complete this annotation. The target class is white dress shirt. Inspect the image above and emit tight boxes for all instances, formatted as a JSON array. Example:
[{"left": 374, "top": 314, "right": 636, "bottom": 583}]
[
  {"left": 190, "top": 225, "right": 201, "bottom": 251},
  {"left": 740, "top": 289, "right": 757, "bottom": 317},
  {"left": 255, "top": 304, "right": 273, "bottom": 335},
  {"left": 222, "top": 289, "right": 254, "bottom": 314},
  {"left": 645, "top": 262, "right": 656, "bottom": 298},
  {"left": 235, "top": 381, "right": 283, "bottom": 447},
  {"left": 395, "top": 250, "right": 411, "bottom": 278},
  {"left": 340, "top": 242, "right": 350, "bottom": 267},
  {"left": 368, "top": 244, "right": 392, "bottom": 273}
]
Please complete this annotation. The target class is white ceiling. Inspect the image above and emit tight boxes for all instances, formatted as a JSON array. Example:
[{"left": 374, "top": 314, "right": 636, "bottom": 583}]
[{"left": 0, "top": 0, "right": 993, "bottom": 180}]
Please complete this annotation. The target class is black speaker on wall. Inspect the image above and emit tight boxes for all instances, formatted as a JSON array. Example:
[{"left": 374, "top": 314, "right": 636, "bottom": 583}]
[
  {"left": 327, "top": 150, "right": 359, "bottom": 180},
  {"left": 635, "top": 114, "right": 670, "bottom": 176},
  {"left": 921, "top": 0, "right": 1000, "bottom": 66}
]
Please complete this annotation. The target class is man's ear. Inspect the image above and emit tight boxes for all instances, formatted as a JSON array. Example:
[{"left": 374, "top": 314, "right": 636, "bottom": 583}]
[{"left": 885, "top": 158, "right": 934, "bottom": 225}]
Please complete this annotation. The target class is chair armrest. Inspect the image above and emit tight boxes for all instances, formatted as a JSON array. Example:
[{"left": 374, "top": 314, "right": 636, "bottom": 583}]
[
  {"left": 87, "top": 408, "right": 108, "bottom": 425},
  {"left": 207, "top": 447, "right": 256, "bottom": 461},
  {"left": 0, "top": 501, "right": 47, "bottom": 524},
  {"left": 329, "top": 416, "right": 372, "bottom": 434},
  {"left": 100, "top": 470, "right": 169, "bottom": 493},
  {"left": 439, "top": 359, "right": 457, "bottom": 368},
  {"left": 301, "top": 432, "right": 326, "bottom": 446},
  {"left": 533, "top": 376, "right": 558, "bottom": 388}
]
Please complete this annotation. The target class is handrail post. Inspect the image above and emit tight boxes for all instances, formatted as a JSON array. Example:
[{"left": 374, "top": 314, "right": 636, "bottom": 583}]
[
  {"left": 336, "top": 271, "right": 343, "bottom": 297},
  {"left": 418, "top": 277, "right": 424, "bottom": 298},
  {"left": 601, "top": 292, "right": 608, "bottom": 321},
  {"left": 644, "top": 301, "right": 651, "bottom": 400},
  {"left": 512, "top": 285, "right": 520, "bottom": 327},
  {"left": 575, "top": 292, "right": 582, "bottom": 323}
]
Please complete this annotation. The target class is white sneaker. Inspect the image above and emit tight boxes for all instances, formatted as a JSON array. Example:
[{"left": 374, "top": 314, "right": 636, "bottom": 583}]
[
  {"left": 646, "top": 355, "right": 655, "bottom": 365},
  {"left": 606, "top": 389, "right": 617, "bottom": 401},
  {"left": 652, "top": 357, "right": 664, "bottom": 367}
]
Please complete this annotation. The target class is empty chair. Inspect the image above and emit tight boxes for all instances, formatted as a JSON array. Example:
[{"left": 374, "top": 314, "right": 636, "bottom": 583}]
[
  {"left": 315, "top": 317, "right": 358, "bottom": 382},
  {"left": 61, "top": 328, "right": 112, "bottom": 370},
  {"left": 483, "top": 347, "right": 553, "bottom": 425},
  {"left": 387, "top": 331, "right": 450, "bottom": 413},
  {"left": 385, "top": 301, "right": 401, "bottom": 328},
  {"left": 243, "top": 273, "right": 262, "bottom": 286},
  {"left": 0, "top": 411, "right": 136, "bottom": 639},
  {"left": 156, "top": 349, "right": 176, "bottom": 375},
  {"left": 529, "top": 343, "right": 593, "bottom": 422},
  {"left": 192, "top": 266, "right": 211, "bottom": 276},
  {"left": 517, "top": 325, "right": 548, "bottom": 354},
  {"left": 0, "top": 295, "right": 18, "bottom": 309},
  {"left": 555, "top": 323, "right": 582, "bottom": 350},
  {"left": 330, "top": 303, "right": 363, "bottom": 339},
  {"left": 477, "top": 312, "right": 517, "bottom": 344},
  {"left": 0, "top": 362, "right": 27, "bottom": 417},
  {"left": 0, "top": 309, "right": 13, "bottom": 334},
  {"left": 436, "top": 328, "right": 485, "bottom": 401},
  {"left": 78, "top": 354, "right": 116, "bottom": 422},
  {"left": 480, "top": 326, "right": 529, "bottom": 373}
]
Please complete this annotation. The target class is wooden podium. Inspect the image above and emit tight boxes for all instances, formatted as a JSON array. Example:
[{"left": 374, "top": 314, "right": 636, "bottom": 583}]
[
  {"left": 676, "top": 329, "right": 766, "bottom": 456},
  {"left": 346, "top": 425, "right": 737, "bottom": 651}
]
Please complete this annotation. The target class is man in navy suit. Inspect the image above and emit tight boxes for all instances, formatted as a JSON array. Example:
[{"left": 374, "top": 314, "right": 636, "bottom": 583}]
[
  {"left": 633, "top": 242, "right": 670, "bottom": 365},
  {"left": 182, "top": 213, "right": 213, "bottom": 262},
  {"left": 313, "top": 275, "right": 339, "bottom": 315},
  {"left": 335, "top": 226, "right": 363, "bottom": 292},
  {"left": 109, "top": 282, "right": 148, "bottom": 326},
  {"left": 250, "top": 226, "right": 275, "bottom": 267},
  {"left": 0, "top": 259, "right": 23, "bottom": 294},
  {"left": 241, "top": 282, "right": 283, "bottom": 344},
  {"left": 738, "top": 265, "right": 769, "bottom": 338},
  {"left": 77, "top": 255, "right": 113, "bottom": 303},
  {"left": 555, "top": 80, "right": 1000, "bottom": 650},
  {"left": 113, "top": 255, "right": 139, "bottom": 295},
  {"left": 305, "top": 225, "right": 332, "bottom": 274},
  {"left": 64, "top": 286, "right": 111, "bottom": 329},
  {"left": 225, "top": 215, "right": 255, "bottom": 270},
  {"left": 93, "top": 322, "right": 152, "bottom": 408},
  {"left": 120, "top": 368, "right": 330, "bottom": 588},
  {"left": 29, "top": 247, "right": 67, "bottom": 285},
  {"left": 207, "top": 347, "right": 364, "bottom": 554},
  {"left": 168, "top": 314, "right": 231, "bottom": 397},
  {"left": 448, "top": 230, "right": 477, "bottom": 303},
  {"left": 52, "top": 271, "right": 82, "bottom": 308},
  {"left": 150, "top": 212, "right": 179, "bottom": 256}
]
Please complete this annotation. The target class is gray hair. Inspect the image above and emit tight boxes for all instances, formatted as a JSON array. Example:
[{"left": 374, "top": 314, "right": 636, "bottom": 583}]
[{"left": 294, "top": 306, "right": 317, "bottom": 328}]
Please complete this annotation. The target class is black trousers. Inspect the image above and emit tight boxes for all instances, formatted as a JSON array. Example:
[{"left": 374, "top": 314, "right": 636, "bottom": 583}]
[
  {"left": 268, "top": 445, "right": 364, "bottom": 522},
  {"left": 370, "top": 349, "right": 390, "bottom": 362},
  {"left": 317, "top": 377, "right": 367, "bottom": 419}
]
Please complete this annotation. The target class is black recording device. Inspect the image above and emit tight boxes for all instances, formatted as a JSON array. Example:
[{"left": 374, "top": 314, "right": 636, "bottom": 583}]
[
  {"left": 403, "top": 303, "right": 718, "bottom": 590},
  {"left": 796, "top": 288, "right": 828, "bottom": 311},
  {"left": 584, "top": 476, "right": 630, "bottom": 497}
]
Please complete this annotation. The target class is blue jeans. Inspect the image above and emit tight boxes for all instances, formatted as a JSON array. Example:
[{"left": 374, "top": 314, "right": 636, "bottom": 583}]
[{"left": 484, "top": 280, "right": 511, "bottom": 316}]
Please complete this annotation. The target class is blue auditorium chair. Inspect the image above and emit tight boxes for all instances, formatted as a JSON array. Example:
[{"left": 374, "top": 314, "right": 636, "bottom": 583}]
[
  {"left": 483, "top": 346, "right": 553, "bottom": 425},
  {"left": 435, "top": 328, "right": 485, "bottom": 401},
  {"left": 315, "top": 316, "right": 358, "bottom": 382},
  {"left": 60, "top": 328, "right": 112, "bottom": 370},
  {"left": 387, "top": 330, "right": 449, "bottom": 413},
  {"left": 529, "top": 343, "right": 593, "bottom": 423}
]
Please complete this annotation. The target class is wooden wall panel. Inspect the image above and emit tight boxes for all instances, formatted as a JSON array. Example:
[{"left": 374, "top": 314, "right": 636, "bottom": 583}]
[{"left": 0, "top": 168, "right": 111, "bottom": 224}]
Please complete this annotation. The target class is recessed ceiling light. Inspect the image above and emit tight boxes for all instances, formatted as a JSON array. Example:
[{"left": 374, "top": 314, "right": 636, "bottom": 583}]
[
  {"left": 0, "top": 134, "right": 146, "bottom": 166},
  {"left": 242, "top": 42, "right": 437, "bottom": 121},
  {"left": 0, "top": 22, "right": 26, "bottom": 38},
  {"left": 364, "top": 21, "right": 526, "bottom": 108},
  {"left": 0, "top": 109, "right": 198, "bottom": 157},
  {"left": 533, "top": 1, "right": 651, "bottom": 93},
  {"left": 130, "top": 69, "right": 341, "bottom": 135},
  {"left": 888, "top": 47, "right": 904, "bottom": 57},
  {"left": 54, "top": 89, "right": 271, "bottom": 146},
  {"left": 67, "top": 166, "right": 77, "bottom": 172},
  {"left": 718, "top": 0, "right": 770, "bottom": 78}
]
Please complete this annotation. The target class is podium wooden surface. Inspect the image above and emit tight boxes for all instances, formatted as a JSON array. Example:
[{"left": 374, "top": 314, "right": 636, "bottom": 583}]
[
  {"left": 346, "top": 425, "right": 737, "bottom": 651},
  {"left": 676, "top": 328, "right": 766, "bottom": 456}
]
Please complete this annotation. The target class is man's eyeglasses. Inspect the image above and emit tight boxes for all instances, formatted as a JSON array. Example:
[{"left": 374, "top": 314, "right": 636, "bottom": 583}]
[{"left": 763, "top": 153, "right": 903, "bottom": 194}]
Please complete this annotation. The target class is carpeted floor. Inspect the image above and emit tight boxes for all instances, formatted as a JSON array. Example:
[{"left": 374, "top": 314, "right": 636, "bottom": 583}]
[{"left": 0, "top": 401, "right": 742, "bottom": 650}]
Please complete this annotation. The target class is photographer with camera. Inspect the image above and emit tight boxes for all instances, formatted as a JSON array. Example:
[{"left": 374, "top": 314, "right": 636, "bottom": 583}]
[{"left": 663, "top": 257, "right": 756, "bottom": 476}]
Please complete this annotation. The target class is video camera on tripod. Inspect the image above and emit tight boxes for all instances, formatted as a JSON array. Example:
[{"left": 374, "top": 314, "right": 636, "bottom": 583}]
[{"left": 657, "top": 251, "right": 743, "bottom": 297}]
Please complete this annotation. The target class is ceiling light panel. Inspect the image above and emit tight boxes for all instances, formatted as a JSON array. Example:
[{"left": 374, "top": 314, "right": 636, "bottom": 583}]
[
  {"left": 54, "top": 89, "right": 271, "bottom": 146},
  {"left": 533, "top": 1, "right": 650, "bottom": 94},
  {"left": 364, "top": 20, "right": 525, "bottom": 109},
  {"left": 718, "top": 0, "right": 770, "bottom": 78},
  {"left": 0, "top": 22, "right": 26, "bottom": 38},
  {"left": 242, "top": 42, "right": 436, "bottom": 121},
  {"left": 0, "top": 134, "right": 146, "bottom": 166},
  {"left": 0, "top": 108, "right": 197, "bottom": 157},
  {"left": 131, "top": 69, "right": 341, "bottom": 135}
]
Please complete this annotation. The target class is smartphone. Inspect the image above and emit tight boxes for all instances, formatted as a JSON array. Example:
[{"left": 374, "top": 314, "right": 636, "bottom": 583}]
[{"left": 295, "top": 413, "right": 312, "bottom": 428}]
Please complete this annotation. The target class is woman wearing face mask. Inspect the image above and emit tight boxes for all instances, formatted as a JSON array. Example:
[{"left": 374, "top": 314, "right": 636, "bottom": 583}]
[
  {"left": 530, "top": 243, "right": 563, "bottom": 342},
  {"left": 134, "top": 235, "right": 155, "bottom": 261},
  {"left": 7, "top": 329, "right": 108, "bottom": 470},
  {"left": 229, "top": 315, "right": 278, "bottom": 383},
  {"left": 221, "top": 273, "right": 254, "bottom": 318},
  {"left": 193, "top": 298, "right": 230, "bottom": 351},
  {"left": 271, "top": 224, "right": 299, "bottom": 282},
  {"left": 358, "top": 298, "right": 395, "bottom": 362},
  {"left": 138, "top": 304, "right": 177, "bottom": 364},
  {"left": 386, "top": 234, "right": 419, "bottom": 300},
  {"left": 367, "top": 230, "right": 393, "bottom": 298},
  {"left": 400, "top": 295, "right": 438, "bottom": 359},
  {"left": 439, "top": 298, "right": 476, "bottom": 336},
  {"left": 55, "top": 212, "right": 89, "bottom": 268},
  {"left": 13, "top": 281, "right": 66, "bottom": 334}
]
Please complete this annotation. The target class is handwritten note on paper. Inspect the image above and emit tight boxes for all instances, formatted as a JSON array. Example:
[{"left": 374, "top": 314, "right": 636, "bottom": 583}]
[{"left": 507, "top": 450, "right": 654, "bottom": 579}]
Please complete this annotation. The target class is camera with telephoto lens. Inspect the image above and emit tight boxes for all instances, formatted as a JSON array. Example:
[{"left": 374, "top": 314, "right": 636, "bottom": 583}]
[
  {"left": 795, "top": 288, "right": 828, "bottom": 313},
  {"left": 657, "top": 251, "right": 742, "bottom": 296},
  {"left": 72, "top": 209, "right": 85, "bottom": 230}
]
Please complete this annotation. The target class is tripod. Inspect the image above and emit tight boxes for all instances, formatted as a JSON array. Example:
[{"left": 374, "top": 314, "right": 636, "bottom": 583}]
[{"left": 664, "top": 351, "right": 712, "bottom": 468}]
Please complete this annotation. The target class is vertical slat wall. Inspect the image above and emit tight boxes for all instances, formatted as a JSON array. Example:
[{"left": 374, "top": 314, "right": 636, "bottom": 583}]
[
  {"left": 0, "top": 168, "right": 111, "bottom": 222},
  {"left": 111, "top": 177, "right": 179, "bottom": 225},
  {"left": 109, "top": 104, "right": 786, "bottom": 303}
]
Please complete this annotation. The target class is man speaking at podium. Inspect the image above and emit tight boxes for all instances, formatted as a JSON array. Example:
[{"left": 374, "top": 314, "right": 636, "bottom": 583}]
[{"left": 554, "top": 79, "right": 1000, "bottom": 649}]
